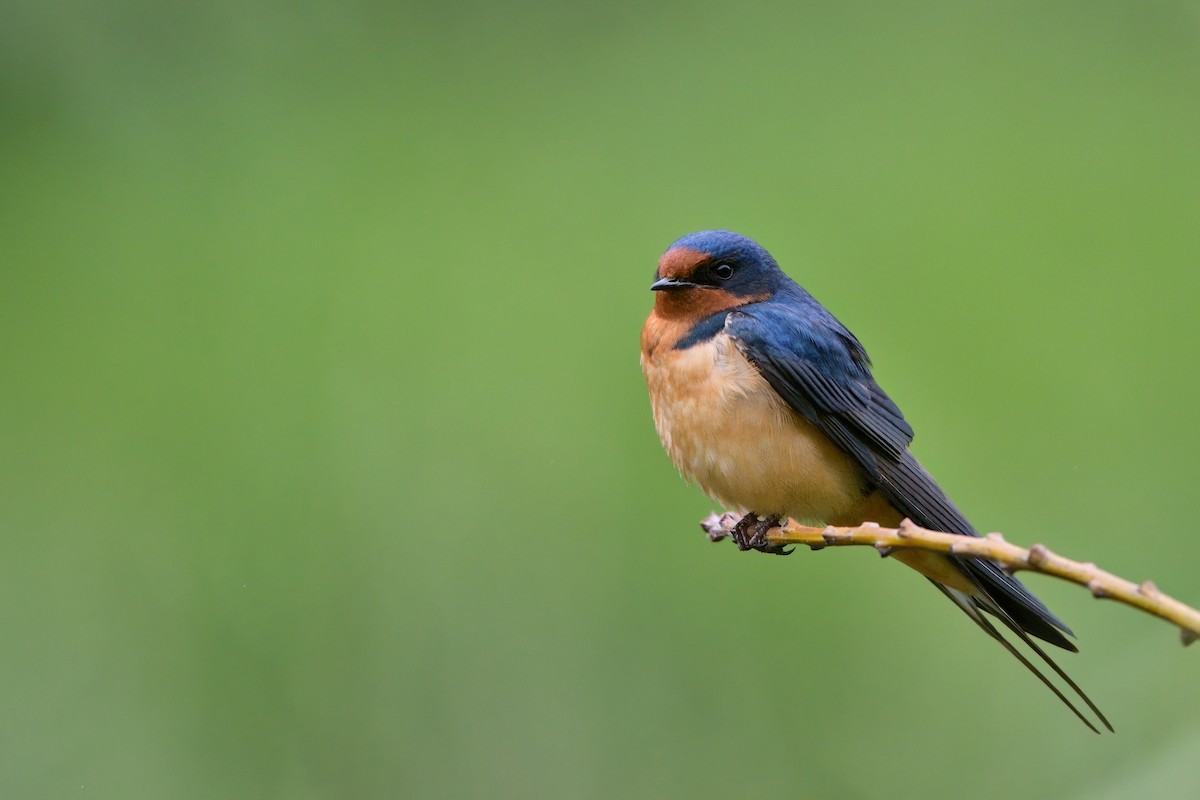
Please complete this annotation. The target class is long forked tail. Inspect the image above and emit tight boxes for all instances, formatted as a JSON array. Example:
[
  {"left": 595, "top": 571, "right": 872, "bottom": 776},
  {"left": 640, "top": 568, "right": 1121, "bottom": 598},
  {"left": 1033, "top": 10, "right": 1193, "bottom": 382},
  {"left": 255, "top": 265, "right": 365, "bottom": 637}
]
[
  {"left": 872, "top": 452, "right": 1109, "bottom": 730},
  {"left": 932, "top": 582, "right": 1112, "bottom": 734}
]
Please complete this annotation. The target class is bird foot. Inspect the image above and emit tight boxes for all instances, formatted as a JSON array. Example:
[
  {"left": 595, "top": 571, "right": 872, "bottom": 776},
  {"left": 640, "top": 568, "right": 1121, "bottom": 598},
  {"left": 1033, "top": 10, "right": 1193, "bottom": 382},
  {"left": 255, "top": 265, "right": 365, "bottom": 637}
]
[{"left": 730, "top": 513, "right": 790, "bottom": 555}]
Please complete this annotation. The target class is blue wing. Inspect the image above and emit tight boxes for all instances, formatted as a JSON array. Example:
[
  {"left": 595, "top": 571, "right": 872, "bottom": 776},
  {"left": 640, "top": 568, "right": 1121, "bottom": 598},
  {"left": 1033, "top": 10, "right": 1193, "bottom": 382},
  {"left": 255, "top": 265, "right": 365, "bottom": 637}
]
[{"left": 724, "top": 296, "right": 1075, "bottom": 650}]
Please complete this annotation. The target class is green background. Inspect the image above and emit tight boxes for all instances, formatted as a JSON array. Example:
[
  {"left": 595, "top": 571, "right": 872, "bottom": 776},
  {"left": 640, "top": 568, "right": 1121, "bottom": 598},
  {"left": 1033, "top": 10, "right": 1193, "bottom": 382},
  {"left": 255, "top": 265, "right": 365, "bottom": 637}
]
[{"left": 3, "top": 1, "right": 1198, "bottom": 797}]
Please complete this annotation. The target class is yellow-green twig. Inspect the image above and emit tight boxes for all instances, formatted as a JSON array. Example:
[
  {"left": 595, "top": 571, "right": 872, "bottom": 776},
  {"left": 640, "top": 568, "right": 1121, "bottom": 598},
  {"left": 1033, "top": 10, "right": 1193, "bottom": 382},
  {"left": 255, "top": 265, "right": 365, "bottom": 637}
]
[{"left": 701, "top": 512, "right": 1200, "bottom": 647}]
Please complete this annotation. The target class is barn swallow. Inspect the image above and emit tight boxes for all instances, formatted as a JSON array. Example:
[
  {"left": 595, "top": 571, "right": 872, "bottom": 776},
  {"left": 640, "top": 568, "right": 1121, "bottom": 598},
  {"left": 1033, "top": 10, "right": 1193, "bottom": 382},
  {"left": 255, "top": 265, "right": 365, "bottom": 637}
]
[{"left": 641, "top": 230, "right": 1109, "bottom": 732}]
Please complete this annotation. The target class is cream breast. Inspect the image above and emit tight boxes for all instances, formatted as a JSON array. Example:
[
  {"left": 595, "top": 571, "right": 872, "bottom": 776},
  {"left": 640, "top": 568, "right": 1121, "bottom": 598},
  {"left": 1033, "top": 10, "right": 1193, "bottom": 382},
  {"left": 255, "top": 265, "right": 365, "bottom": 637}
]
[{"left": 641, "top": 328, "right": 866, "bottom": 523}]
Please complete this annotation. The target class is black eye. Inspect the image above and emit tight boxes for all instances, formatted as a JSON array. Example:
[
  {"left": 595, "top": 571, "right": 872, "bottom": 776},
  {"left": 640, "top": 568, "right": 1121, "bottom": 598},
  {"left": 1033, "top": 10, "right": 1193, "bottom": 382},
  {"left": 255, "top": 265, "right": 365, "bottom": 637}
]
[{"left": 714, "top": 263, "right": 734, "bottom": 280}]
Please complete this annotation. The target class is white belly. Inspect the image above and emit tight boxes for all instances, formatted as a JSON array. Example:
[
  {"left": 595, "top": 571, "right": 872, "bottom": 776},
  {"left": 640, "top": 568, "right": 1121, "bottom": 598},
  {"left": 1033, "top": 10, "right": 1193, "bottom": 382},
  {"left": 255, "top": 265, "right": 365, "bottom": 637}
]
[{"left": 641, "top": 331, "right": 864, "bottom": 522}]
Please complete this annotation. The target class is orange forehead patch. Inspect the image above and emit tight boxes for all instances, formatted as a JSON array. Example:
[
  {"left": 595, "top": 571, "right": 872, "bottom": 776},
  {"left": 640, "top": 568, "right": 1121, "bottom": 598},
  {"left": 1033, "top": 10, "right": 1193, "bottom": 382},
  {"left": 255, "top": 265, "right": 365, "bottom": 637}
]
[{"left": 657, "top": 246, "right": 710, "bottom": 279}]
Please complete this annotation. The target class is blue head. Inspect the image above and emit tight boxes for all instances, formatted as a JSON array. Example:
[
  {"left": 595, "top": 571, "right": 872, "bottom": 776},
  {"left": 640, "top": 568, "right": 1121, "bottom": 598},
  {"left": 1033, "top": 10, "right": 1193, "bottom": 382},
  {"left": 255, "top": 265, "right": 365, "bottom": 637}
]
[{"left": 652, "top": 230, "right": 788, "bottom": 302}]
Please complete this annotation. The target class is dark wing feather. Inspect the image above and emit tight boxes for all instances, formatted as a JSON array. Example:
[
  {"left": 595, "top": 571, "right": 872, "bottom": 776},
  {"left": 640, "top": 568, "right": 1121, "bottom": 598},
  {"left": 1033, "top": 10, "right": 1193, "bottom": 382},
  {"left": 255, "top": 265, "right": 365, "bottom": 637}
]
[
  {"left": 724, "top": 302, "right": 1110, "bottom": 730},
  {"left": 724, "top": 304, "right": 1073, "bottom": 647}
]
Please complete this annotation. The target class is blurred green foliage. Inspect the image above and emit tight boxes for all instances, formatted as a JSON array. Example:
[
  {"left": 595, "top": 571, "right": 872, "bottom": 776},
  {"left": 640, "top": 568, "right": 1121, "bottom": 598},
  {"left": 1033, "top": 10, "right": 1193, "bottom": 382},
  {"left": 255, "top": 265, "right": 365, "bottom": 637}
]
[{"left": 2, "top": 1, "right": 1199, "bottom": 797}]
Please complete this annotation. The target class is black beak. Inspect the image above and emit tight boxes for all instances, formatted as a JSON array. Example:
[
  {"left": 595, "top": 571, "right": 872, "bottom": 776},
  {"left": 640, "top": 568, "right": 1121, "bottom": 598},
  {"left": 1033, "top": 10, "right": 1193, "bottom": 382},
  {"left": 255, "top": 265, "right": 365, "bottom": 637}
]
[{"left": 650, "top": 277, "right": 699, "bottom": 291}]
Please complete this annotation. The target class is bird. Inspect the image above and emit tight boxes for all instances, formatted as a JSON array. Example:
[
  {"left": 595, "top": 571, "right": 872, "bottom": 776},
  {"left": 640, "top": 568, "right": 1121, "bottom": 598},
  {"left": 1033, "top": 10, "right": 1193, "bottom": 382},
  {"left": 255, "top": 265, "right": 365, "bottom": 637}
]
[{"left": 640, "top": 229, "right": 1109, "bottom": 732}]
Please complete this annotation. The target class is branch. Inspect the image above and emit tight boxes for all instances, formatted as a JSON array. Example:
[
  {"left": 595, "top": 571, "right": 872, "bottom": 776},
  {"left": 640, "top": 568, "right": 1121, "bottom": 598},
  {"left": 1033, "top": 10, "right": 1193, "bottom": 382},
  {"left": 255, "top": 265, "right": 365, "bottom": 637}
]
[{"left": 701, "top": 512, "right": 1200, "bottom": 647}]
